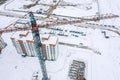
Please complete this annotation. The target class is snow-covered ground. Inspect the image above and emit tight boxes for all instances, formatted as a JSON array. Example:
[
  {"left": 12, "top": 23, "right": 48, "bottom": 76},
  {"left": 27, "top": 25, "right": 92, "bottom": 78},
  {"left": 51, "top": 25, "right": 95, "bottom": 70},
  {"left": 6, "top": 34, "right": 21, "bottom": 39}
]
[{"left": 0, "top": 0, "right": 120, "bottom": 80}]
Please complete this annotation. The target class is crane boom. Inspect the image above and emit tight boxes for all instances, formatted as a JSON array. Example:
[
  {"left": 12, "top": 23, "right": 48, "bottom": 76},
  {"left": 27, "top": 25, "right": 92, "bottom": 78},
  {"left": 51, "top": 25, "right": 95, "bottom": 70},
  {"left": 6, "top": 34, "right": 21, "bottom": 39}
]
[
  {"left": 96, "top": 0, "right": 101, "bottom": 19},
  {"left": 46, "top": 0, "right": 61, "bottom": 18},
  {"left": 23, "top": 0, "right": 41, "bottom": 9},
  {"left": 0, "top": 13, "right": 118, "bottom": 34},
  {"left": 29, "top": 12, "right": 49, "bottom": 80}
]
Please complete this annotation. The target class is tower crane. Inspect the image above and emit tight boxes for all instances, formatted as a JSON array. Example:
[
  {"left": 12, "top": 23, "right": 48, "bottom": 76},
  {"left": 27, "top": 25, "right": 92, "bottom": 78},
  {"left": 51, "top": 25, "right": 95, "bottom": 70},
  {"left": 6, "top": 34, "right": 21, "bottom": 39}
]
[
  {"left": 23, "top": 0, "right": 41, "bottom": 9},
  {"left": 96, "top": 0, "right": 101, "bottom": 20},
  {"left": 29, "top": 12, "right": 49, "bottom": 80},
  {"left": 46, "top": 0, "right": 62, "bottom": 18},
  {"left": 0, "top": 13, "right": 118, "bottom": 34},
  {"left": 0, "top": 12, "right": 119, "bottom": 80}
]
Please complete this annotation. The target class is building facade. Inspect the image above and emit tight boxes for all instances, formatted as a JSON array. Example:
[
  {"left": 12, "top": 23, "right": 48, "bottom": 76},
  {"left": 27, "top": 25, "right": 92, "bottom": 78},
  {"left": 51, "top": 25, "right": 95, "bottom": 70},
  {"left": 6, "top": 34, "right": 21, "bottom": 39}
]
[
  {"left": 10, "top": 31, "right": 59, "bottom": 61},
  {"left": 0, "top": 36, "right": 7, "bottom": 53},
  {"left": 41, "top": 35, "right": 59, "bottom": 61},
  {"left": 68, "top": 60, "right": 86, "bottom": 80}
]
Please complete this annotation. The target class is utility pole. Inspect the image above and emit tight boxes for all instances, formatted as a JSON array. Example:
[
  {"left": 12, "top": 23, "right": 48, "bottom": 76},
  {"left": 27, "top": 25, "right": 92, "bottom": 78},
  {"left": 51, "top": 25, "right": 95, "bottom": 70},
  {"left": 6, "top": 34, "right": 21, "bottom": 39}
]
[{"left": 29, "top": 12, "right": 49, "bottom": 80}]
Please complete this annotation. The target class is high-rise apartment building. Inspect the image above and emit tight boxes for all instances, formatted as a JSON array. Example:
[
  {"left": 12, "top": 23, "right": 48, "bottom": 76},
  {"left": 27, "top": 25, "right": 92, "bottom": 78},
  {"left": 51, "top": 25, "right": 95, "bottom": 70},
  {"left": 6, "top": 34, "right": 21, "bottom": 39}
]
[
  {"left": 0, "top": 35, "right": 7, "bottom": 53},
  {"left": 10, "top": 31, "right": 59, "bottom": 61}
]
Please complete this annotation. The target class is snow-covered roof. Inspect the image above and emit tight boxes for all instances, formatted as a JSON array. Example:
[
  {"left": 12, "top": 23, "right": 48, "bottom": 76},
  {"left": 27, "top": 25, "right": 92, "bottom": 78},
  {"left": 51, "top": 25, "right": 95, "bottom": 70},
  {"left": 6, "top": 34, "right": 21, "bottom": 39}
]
[
  {"left": 10, "top": 30, "right": 33, "bottom": 41},
  {"left": 42, "top": 35, "right": 58, "bottom": 46},
  {"left": 10, "top": 30, "right": 58, "bottom": 46}
]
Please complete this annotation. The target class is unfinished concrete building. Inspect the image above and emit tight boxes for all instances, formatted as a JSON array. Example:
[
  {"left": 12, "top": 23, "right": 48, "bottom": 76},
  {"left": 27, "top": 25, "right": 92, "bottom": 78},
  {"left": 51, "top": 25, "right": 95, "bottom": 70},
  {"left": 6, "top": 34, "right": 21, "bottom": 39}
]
[
  {"left": 10, "top": 31, "right": 59, "bottom": 61},
  {"left": 68, "top": 60, "right": 86, "bottom": 80}
]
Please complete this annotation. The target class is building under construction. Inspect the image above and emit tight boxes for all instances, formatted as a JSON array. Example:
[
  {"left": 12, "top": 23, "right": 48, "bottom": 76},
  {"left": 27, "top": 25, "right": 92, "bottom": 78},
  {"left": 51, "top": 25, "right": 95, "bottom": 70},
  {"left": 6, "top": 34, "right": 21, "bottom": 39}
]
[
  {"left": 10, "top": 31, "right": 59, "bottom": 61},
  {"left": 68, "top": 60, "right": 86, "bottom": 80}
]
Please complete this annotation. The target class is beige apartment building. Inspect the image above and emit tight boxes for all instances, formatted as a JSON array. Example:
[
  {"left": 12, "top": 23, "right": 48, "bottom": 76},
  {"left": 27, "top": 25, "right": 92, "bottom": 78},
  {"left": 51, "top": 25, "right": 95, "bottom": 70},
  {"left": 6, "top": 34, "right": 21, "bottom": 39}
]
[{"left": 10, "top": 31, "right": 59, "bottom": 61}]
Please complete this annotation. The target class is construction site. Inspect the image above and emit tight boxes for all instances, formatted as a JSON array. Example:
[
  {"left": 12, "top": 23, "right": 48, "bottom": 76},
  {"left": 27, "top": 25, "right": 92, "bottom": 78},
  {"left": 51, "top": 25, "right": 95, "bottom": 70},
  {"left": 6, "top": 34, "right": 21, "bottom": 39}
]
[{"left": 0, "top": 0, "right": 120, "bottom": 80}]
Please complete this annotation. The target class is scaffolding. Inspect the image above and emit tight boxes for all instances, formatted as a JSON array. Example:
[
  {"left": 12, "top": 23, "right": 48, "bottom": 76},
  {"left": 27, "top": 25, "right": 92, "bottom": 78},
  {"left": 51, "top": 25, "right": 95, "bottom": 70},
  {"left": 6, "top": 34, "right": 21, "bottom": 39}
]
[{"left": 68, "top": 60, "right": 86, "bottom": 80}]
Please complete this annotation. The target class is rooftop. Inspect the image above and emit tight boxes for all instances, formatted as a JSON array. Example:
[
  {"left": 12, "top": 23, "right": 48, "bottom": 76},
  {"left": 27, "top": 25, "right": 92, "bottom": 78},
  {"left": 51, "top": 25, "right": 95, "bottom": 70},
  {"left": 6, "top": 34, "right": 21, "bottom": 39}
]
[{"left": 11, "top": 30, "right": 58, "bottom": 45}]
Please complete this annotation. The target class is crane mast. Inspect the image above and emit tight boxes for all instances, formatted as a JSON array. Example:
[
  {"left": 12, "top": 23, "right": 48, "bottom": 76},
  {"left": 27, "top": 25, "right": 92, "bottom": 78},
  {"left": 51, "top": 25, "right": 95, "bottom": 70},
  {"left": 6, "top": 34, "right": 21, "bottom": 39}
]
[{"left": 29, "top": 12, "right": 49, "bottom": 80}]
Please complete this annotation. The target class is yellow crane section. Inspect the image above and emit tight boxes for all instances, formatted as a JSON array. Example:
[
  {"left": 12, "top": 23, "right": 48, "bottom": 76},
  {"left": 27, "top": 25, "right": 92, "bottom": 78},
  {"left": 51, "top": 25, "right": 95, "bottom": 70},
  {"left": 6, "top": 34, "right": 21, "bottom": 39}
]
[
  {"left": 23, "top": 0, "right": 40, "bottom": 9},
  {"left": 46, "top": 0, "right": 62, "bottom": 18}
]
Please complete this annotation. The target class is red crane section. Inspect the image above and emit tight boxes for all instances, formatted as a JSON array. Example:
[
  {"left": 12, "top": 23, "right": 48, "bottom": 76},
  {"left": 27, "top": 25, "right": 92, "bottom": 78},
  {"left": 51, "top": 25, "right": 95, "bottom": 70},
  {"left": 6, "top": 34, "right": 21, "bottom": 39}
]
[{"left": 0, "top": 13, "right": 119, "bottom": 34}]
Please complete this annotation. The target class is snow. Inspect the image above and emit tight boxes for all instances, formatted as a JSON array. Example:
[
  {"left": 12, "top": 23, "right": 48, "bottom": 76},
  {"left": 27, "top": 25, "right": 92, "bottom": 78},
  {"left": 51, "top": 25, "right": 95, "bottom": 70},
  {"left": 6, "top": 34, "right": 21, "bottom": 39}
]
[
  {"left": 0, "top": 33, "right": 42, "bottom": 80},
  {"left": 11, "top": 31, "right": 33, "bottom": 40},
  {"left": 90, "top": 30, "right": 120, "bottom": 80},
  {"left": 0, "top": 15, "right": 19, "bottom": 28},
  {"left": 0, "top": 0, "right": 120, "bottom": 80}
]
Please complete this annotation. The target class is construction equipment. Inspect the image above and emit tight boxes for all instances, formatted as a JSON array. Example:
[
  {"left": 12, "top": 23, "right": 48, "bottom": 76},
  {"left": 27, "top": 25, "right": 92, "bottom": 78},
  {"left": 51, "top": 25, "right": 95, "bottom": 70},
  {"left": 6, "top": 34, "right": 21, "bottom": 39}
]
[
  {"left": 46, "top": 0, "right": 61, "bottom": 18},
  {"left": 39, "top": 1, "right": 77, "bottom": 7},
  {"left": 0, "top": 12, "right": 119, "bottom": 80},
  {"left": 96, "top": 0, "right": 101, "bottom": 20},
  {"left": 0, "top": 0, "right": 119, "bottom": 80},
  {"left": 23, "top": 0, "right": 41, "bottom": 9},
  {"left": 29, "top": 12, "right": 49, "bottom": 80},
  {"left": 0, "top": 13, "right": 118, "bottom": 34}
]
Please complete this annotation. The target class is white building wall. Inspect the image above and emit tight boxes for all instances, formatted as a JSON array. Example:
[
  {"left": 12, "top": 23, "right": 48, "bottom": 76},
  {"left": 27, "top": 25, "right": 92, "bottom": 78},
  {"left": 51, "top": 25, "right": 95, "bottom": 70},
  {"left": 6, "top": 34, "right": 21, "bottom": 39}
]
[
  {"left": 30, "top": 42, "right": 37, "bottom": 56},
  {"left": 27, "top": 42, "right": 33, "bottom": 56},
  {"left": 10, "top": 35, "right": 59, "bottom": 60},
  {"left": 28, "top": 42, "right": 34, "bottom": 56},
  {"left": 41, "top": 43, "right": 59, "bottom": 61},
  {"left": 11, "top": 38, "right": 37, "bottom": 57},
  {"left": 50, "top": 46, "right": 54, "bottom": 60},
  {"left": 11, "top": 38, "right": 19, "bottom": 54},
  {"left": 55, "top": 38, "right": 59, "bottom": 60},
  {"left": 46, "top": 45, "right": 51, "bottom": 60},
  {"left": 22, "top": 41, "right": 37, "bottom": 57},
  {"left": 0, "top": 36, "right": 7, "bottom": 51},
  {"left": 24, "top": 42, "right": 31, "bottom": 56},
  {"left": 17, "top": 41, "right": 25, "bottom": 55}
]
